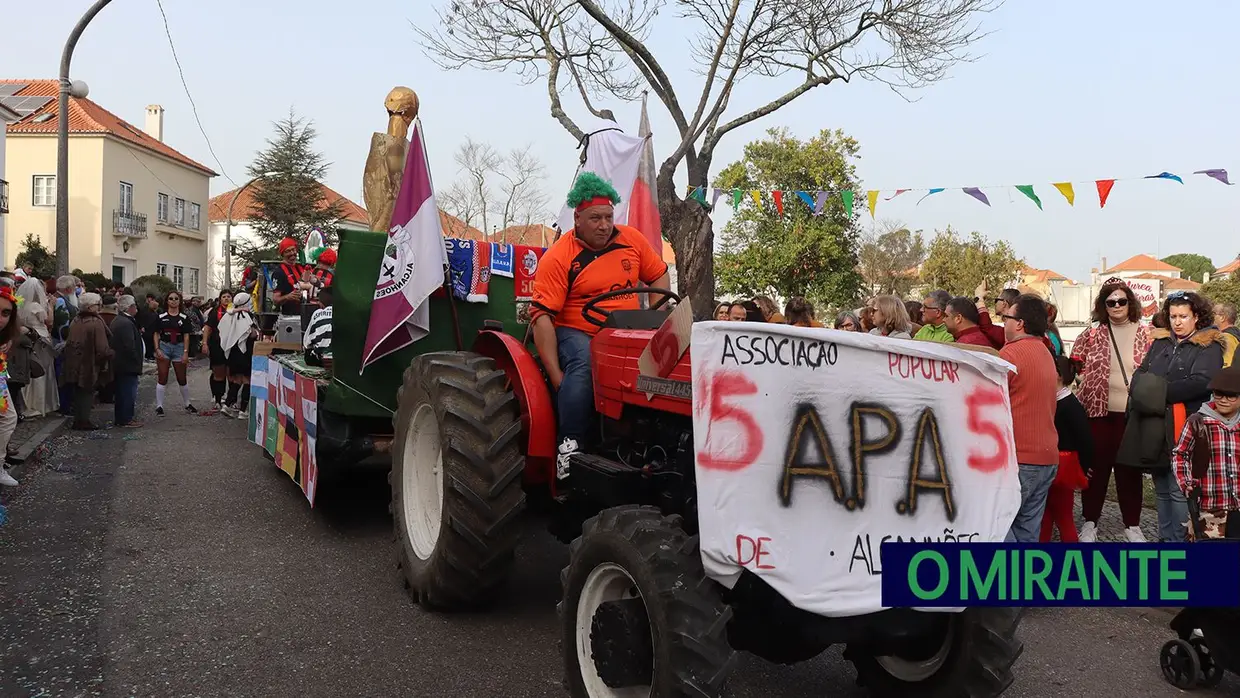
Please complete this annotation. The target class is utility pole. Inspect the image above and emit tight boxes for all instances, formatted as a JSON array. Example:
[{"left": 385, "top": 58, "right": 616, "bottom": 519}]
[{"left": 57, "top": 0, "right": 114, "bottom": 276}]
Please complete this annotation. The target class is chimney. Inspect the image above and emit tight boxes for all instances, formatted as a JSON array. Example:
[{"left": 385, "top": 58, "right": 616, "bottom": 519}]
[
  {"left": 1100, "top": 256, "right": 1107, "bottom": 274},
  {"left": 144, "top": 105, "right": 164, "bottom": 142}
]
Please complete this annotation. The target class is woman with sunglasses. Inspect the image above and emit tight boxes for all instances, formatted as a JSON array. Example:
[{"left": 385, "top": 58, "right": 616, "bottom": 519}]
[
  {"left": 1069, "top": 278, "right": 1152, "bottom": 542},
  {"left": 153, "top": 291, "right": 197, "bottom": 416}
]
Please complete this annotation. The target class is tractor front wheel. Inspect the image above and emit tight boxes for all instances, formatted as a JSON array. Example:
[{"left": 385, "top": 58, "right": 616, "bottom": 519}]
[
  {"left": 391, "top": 352, "right": 526, "bottom": 610},
  {"left": 848, "top": 607, "right": 1024, "bottom": 697},
  {"left": 560, "top": 505, "right": 736, "bottom": 698}
]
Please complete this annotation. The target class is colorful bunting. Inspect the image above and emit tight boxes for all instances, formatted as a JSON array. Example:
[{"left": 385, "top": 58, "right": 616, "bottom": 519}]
[
  {"left": 1052, "top": 182, "right": 1075, "bottom": 206},
  {"left": 1096, "top": 179, "right": 1115, "bottom": 208},
  {"left": 962, "top": 187, "right": 990, "bottom": 206},
  {"left": 1194, "top": 169, "right": 1232, "bottom": 185},
  {"left": 1015, "top": 185, "right": 1042, "bottom": 210},
  {"left": 704, "top": 167, "right": 1229, "bottom": 217},
  {"left": 1145, "top": 171, "right": 1183, "bottom": 184}
]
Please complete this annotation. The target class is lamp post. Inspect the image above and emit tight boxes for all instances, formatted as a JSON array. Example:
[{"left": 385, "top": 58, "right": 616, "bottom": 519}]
[
  {"left": 56, "top": 0, "right": 113, "bottom": 276},
  {"left": 224, "top": 173, "right": 277, "bottom": 289}
]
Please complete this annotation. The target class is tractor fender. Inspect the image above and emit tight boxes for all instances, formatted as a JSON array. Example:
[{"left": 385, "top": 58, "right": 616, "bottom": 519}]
[{"left": 472, "top": 329, "right": 557, "bottom": 487}]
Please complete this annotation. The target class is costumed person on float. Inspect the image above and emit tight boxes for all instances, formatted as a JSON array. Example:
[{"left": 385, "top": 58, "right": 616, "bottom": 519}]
[
  {"left": 528, "top": 171, "right": 670, "bottom": 483},
  {"left": 270, "top": 237, "right": 311, "bottom": 315},
  {"left": 303, "top": 247, "right": 336, "bottom": 305}
]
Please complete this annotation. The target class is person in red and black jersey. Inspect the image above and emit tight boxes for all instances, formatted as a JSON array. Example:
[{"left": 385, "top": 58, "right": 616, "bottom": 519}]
[
  {"left": 199, "top": 288, "right": 234, "bottom": 408},
  {"left": 305, "top": 248, "right": 336, "bottom": 302},
  {"left": 271, "top": 237, "right": 310, "bottom": 315},
  {"left": 153, "top": 291, "right": 197, "bottom": 416}
]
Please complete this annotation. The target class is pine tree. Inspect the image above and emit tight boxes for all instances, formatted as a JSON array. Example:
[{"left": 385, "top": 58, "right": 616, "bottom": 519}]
[{"left": 244, "top": 109, "right": 345, "bottom": 251}]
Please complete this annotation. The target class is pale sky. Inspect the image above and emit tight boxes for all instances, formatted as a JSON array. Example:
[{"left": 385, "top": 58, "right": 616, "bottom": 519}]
[{"left": 6, "top": 0, "right": 1237, "bottom": 282}]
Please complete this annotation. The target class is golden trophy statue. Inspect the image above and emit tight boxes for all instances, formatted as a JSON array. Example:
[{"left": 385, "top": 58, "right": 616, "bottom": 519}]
[{"left": 362, "top": 86, "right": 419, "bottom": 233}]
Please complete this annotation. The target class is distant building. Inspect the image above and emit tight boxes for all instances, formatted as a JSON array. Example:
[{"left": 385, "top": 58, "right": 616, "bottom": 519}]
[
  {"left": 2, "top": 79, "right": 216, "bottom": 289},
  {"left": 1100, "top": 253, "right": 1182, "bottom": 281},
  {"left": 0, "top": 99, "right": 21, "bottom": 258},
  {"left": 1210, "top": 255, "right": 1240, "bottom": 282}
]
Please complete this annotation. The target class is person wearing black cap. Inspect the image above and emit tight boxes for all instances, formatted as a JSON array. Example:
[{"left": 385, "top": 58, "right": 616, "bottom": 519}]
[{"left": 1172, "top": 365, "right": 1240, "bottom": 540}]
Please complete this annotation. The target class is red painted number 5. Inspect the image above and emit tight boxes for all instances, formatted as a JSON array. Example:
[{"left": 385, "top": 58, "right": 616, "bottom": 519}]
[
  {"left": 965, "top": 385, "right": 1013, "bottom": 473},
  {"left": 648, "top": 326, "right": 680, "bottom": 378},
  {"left": 696, "top": 371, "right": 763, "bottom": 471}
]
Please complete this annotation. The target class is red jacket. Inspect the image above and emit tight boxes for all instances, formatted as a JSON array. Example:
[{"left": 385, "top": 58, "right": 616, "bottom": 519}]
[{"left": 955, "top": 325, "right": 993, "bottom": 348}]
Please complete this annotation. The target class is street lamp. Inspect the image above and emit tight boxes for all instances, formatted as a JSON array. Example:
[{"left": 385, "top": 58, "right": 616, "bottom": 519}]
[
  {"left": 56, "top": 0, "right": 114, "bottom": 276},
  {"left": 224, "top": 172, "right": 277, "bottom": 288}
]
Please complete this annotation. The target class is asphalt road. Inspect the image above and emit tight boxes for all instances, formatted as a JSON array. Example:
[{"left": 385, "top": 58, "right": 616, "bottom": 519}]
[{"left": 1, "top": 367, "right": 1236, "bottom": 697}]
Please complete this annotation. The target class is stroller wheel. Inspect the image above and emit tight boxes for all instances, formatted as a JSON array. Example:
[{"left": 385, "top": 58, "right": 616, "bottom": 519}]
[
  {"left": 1190, "top": 637, "right": 1225, "bottom": 688},
  {"left": 1161, "top": 639, "right": 1201, "bottom": 690}
]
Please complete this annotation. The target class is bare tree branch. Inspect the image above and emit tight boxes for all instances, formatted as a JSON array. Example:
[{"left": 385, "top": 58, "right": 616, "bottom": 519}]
[{"left": 438, "top": 138, "right": 552, "bottom": 237}]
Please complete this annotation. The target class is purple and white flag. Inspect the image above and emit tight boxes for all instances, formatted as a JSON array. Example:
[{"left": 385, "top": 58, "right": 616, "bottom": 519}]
[{"left": 361, "top": 120, "right": 449, "bottom": 369}]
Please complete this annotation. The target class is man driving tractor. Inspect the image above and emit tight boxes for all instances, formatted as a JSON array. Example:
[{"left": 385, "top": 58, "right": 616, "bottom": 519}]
[{"left": 529, "top": 172, "right": 670, "bottom": 481}]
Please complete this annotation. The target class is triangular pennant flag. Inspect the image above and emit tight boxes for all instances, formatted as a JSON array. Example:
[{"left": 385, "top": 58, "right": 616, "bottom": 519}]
[
  {"left": 1145, "top": 171, "right": 1183, "bottom": 184},
  {"left": 1096, "top": 179, "right": 1115, "bottom": 208},
  {"left": 917, "top": 188, "right": 945, "bottom": 205},
  {"left": 751, "top": 190, "right": 762, "bottom": 209},
  {"left": 962, "top": 187, "right": 990, "bottom": 206},
  {"left": 885, "top": 189, "right": 910, "bottom": 201},
  {"left": 693, "top": 186, "right": 707, "bottom": 203},
  {"left": 814, "top": 191, "right": 828, "bottom": 215},
  {"left": 1014, "top": 185, "right": 1042, "bottom": 210},
  {"left": 1193, "top": 169, "right": 1232, "bottom": 185},
  {"left": 732, "top": 189, "right": 743, "bottom": 209},
  {"left": 840, "top": 190, "right": 854, "bottom": 218},
  {"left": 686, "top": 185, "right": 695, "bottom": 198},
  {"left": 867, "top": 190, "right": 879, "bottom": 218},
  {"left": 1052, "top": 182, "right": 1075, "bottom": 206},
  {"left": 772, "top": 190, "right": 784, "bottom": 216},
  {"left": 711, "top": 188, "right": 725, "bottom": 207},
  {"left": 795, "top": 191, "right": 815, "bottom": 209}
]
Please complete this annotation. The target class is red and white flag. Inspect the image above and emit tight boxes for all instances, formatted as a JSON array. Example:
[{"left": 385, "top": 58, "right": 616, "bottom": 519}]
[
  {"left": 628, "top": 93, "right": 663, "bottom": 256},
  {"left": 362, "top": 120, "right": 448, "bottom": 369}
]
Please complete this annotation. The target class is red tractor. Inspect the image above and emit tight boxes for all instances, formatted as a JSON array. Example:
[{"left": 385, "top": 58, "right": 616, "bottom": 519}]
[{"left": 389, "top": 288, "right": 1023, "bottom": 697}]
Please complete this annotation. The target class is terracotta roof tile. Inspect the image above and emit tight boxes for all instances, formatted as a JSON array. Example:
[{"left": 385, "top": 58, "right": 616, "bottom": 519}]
[
  {"left": 208, "top": 182, "right": 368, "bottom": 225},
  {"left": 1215, "top": 257, "right": 1240, "bottom": 275},
  {"left": 1130, "top": 272, "right": 1201, "bottom": 291},
  {"left": 2, "top": 79, "right": 216, "bottom": 176},
  {"left": 1105, "top": 254, "right": 1181, "bottom": 273}
]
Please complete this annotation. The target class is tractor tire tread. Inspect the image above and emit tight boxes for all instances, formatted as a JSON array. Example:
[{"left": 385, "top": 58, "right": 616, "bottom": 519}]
[{"left": 391, "top": 351, "right": 526, "bottom": 611}]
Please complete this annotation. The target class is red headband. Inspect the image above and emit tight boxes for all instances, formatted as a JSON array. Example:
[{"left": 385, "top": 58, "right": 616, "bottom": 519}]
[{"left": 575, "top": 196, "right": 615, "bottom": 212}]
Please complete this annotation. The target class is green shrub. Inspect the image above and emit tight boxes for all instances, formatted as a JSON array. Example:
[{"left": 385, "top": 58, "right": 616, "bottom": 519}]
[{"left": 130, "top": 274, "right": 178, "bottom": 302}]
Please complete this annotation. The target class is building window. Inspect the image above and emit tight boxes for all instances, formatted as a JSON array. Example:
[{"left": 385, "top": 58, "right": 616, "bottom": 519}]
[
  {"left": 157, "top": 193, "right": 169, "bottom": 223},
  {"left": 119, "top": 181, "right": 134, "bottom": 213},
  {"left": 156, "top": 262, "right": 168, "bottom": 278},
  {"left": 173, "top": 265, "right": 185, "bottom": 291},
  {"left": 190, "top": 202, "right": 201, "bottom": 230},
  {"left": 188, "top": 268, "right": 200, "bottom": 296},
  {"left": 32, "top": 175, "right": 56, "bottom": 206},
  {"left": 174, "top": 198, "right": 185, "bottom": 226}
]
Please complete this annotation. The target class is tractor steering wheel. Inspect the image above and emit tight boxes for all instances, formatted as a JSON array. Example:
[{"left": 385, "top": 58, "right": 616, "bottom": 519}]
[{"left": 581, "top": 287, "right": 682, "bottom": 328}]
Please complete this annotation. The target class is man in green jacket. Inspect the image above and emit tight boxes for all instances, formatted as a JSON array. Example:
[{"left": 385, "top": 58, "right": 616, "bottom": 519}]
[{"left": 914, "top": 289, "right": 956, "bottom": 343}]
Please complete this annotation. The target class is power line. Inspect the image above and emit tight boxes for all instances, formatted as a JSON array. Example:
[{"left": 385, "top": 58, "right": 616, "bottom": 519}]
[{"left": 152, "top": 0, "right": 238, "bottom": 188}]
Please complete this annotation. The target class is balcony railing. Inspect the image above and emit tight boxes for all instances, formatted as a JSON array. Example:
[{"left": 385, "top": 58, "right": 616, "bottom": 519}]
[
  {"left": 0, "top": 179, "right": 9, "bottom": 214},
  {"left": 113, "top": 209, "right": 148, "bottom": 238}
]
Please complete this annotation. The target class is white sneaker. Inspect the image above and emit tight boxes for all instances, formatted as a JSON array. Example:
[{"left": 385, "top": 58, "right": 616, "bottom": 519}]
[
  {"left": 237, "top": 410, "right": 248, "bottom": 420},
  {"left": 220, "top": 405, "right": 237, "bottom": 418},
  {"left": 1079, "top": 521, "right": 1098, "bottom": 543},
  {"left": 1124, "top": 526, "right": 1147, "bottom": 543},
  {"left": 556, "top": 437, "right": 579, "bottom": 480},
  {"left": 0, "top": 469, "right": 18, "bottom": 487}
]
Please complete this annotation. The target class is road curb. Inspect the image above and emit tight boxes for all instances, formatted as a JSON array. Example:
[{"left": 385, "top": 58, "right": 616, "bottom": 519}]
[{"left": 9, "top": 416, "right": 70, "bottom": 481}]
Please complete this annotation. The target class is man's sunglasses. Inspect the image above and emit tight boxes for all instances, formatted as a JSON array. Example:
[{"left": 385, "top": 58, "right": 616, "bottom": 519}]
[
  {"left": 1001, "top": 313, "right": 1022, "bottom": 322},
  {"left": 1105, "top": 298, "right": 1128, "bottom": 308}
]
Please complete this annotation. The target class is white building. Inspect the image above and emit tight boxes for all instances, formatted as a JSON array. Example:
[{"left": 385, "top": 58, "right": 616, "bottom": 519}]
[{"left": 205, "top": 182, "right": 369, "bottom": 298}]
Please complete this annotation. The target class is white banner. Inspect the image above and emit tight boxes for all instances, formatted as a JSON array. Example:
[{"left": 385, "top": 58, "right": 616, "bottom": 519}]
[{"left": 690, "top": 323, "right": 1022, "bottom": 617}]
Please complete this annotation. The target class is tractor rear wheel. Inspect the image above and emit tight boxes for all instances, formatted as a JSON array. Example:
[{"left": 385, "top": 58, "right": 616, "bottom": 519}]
[
  {"left": 560, "top": 505, "right": 736, "bottom": 698},
  {"left": 391, "top": 351, "right": 526, "bottom": 610},
  {"left": 847, "top": 607, "right": 1024, "bottom": 697}
]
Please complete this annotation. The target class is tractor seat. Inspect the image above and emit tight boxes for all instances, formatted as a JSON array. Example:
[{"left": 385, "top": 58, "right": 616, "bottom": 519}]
[{"left": 603, "top": 309, "right": 671, "bottom": 331}]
